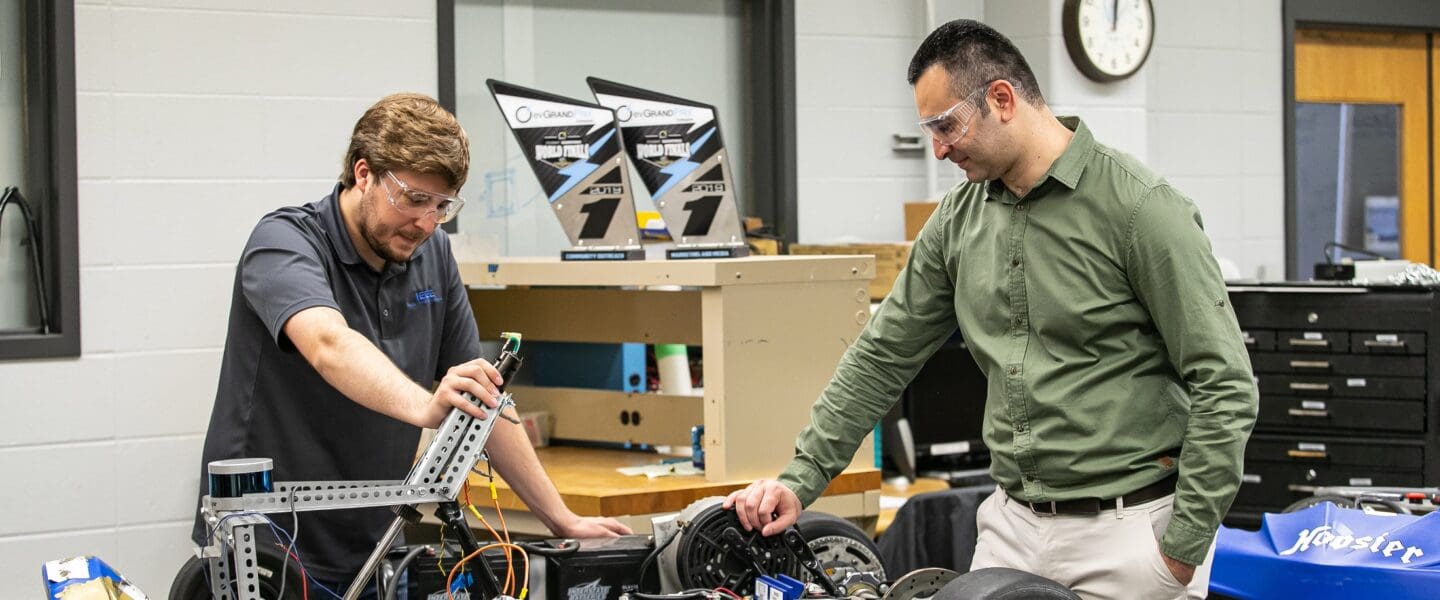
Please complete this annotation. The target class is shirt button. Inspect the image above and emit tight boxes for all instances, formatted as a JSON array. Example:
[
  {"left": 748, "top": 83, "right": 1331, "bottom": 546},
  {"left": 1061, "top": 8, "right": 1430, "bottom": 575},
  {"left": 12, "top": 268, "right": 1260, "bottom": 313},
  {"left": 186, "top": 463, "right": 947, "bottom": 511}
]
[
  {"left": 1013, "top": 317, "right": 1023, "bottom": 328},
  {"left": 1016, "top": 423, "right": 1027, "bottom": 433},
  {"left": 382, "top": 308, "right": 391, "bottom": 318},
  {"left": 1008, "top": 366, "right": 1019, "bottom": 376},
  {"left": 1012, "top": 258, "right": 1021, "bottom": 267},
  {"left": 1016, "top": 204, "right": 1026, "bottom": 212}
]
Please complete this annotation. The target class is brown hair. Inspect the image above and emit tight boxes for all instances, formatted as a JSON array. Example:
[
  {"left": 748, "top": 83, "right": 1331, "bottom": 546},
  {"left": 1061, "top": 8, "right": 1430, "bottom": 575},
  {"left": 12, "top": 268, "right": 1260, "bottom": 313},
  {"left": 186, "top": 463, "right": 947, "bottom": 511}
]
[{"left": 340, "top": 93, "right": 470, "bottom": 191}]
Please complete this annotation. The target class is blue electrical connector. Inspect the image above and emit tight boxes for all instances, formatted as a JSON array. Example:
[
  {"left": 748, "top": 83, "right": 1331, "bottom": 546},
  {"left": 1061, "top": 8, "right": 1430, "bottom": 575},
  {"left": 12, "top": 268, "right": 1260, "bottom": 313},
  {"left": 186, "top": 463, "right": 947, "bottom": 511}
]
[{"left": 754, "top": 574, "right": 805, "bottom": 600}]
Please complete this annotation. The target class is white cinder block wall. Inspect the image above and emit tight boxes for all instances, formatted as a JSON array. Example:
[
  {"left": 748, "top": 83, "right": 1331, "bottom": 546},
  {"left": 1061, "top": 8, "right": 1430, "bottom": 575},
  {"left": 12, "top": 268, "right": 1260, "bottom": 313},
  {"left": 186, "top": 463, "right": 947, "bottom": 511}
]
[
  {"left": 795, "top": 0, "right": 1286, "bottom": 279},
  {"left": 0, "top": 1, "right": 438, "bottom": 595},
  {"left": 1145, "top": 0, "right": 1285, "bottom": 280},
  {"left": 794, "top": 0, "right": 984, "bottom": 244}
]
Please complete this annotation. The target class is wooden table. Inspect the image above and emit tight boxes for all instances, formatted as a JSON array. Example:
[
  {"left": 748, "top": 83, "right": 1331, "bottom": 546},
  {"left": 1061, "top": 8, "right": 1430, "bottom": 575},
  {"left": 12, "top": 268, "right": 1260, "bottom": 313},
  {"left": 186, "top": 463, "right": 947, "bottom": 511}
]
[
  {"left": 875, "top": 477, "right": 951, "bottom": 537},
  {"left": 448, "top": 446, "right": 881, "bottom": 536}
]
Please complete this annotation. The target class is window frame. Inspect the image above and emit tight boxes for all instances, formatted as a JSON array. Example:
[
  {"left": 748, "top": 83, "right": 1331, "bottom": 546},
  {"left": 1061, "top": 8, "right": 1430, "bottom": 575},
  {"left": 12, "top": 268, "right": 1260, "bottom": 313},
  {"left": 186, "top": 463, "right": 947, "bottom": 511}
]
[
  {"left": 0, "top": 0, "right": 79, "bottom": 359},
  {"left": 1283, "top": 0, "right": 1440, "bottom": 279},
  {"left": 435, "top": 0, "right": 798, "bottom": 242}
]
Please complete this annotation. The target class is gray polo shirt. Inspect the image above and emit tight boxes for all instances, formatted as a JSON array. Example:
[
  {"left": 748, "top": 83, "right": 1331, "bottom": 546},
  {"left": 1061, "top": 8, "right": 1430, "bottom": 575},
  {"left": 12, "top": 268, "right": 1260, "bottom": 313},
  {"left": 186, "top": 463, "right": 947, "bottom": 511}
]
[{"left": 192, "top": 183, "right": 482, "bottom": 582}]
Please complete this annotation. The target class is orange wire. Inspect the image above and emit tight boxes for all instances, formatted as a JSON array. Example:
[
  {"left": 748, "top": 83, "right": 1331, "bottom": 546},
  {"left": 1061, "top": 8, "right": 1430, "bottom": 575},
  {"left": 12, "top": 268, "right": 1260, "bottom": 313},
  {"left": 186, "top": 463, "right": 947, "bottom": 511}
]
[
  {"left": 492, "top": 481, "right": 516, "bottom": 593},
  {"left": 465, "top": 476, "right": 516, "bottom": 594},
  {"left": 446, "top": 542, "right": 530, "bottom": 600}
]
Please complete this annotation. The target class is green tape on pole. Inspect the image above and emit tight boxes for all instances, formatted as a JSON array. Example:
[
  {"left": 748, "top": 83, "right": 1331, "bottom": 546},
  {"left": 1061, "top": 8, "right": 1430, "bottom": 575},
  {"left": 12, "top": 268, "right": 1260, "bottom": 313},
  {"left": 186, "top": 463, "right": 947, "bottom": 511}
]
[{"left": 654, "top": 343, "right": 688, "bottom": 359}]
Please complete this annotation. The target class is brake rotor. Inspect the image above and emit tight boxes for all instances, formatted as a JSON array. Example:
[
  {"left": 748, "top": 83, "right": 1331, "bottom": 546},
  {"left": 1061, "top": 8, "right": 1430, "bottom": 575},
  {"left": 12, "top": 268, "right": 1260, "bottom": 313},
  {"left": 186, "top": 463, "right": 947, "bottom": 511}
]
[
  {"left": 882, "top": 568, "right": 960, "bottom": 600},
  {"left": 807, "top": 534, "right": 887, "bottom": 582}
]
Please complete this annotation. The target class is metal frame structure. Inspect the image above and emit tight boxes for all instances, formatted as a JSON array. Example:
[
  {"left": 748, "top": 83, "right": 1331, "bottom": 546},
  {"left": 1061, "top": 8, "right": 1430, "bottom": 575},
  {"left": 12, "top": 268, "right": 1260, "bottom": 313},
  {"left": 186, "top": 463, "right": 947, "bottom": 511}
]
[{"left": 199, "top": 341, "right": 525, "bottom": 600}]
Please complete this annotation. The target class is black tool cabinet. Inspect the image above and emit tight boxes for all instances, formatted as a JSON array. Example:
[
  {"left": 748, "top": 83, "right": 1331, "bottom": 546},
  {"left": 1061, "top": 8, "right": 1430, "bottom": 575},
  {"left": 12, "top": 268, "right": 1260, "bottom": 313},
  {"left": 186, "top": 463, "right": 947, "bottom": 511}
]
[{"left": 1224, "top": 284, "right": 1439, "bottom": 525}]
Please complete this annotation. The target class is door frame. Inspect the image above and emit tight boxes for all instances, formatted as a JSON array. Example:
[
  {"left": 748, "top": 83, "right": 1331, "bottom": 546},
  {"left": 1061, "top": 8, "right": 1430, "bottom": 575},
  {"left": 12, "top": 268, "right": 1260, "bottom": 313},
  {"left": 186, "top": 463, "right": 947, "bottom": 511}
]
[{"left": 1283, "top": 0, "right": 1440, "bottom": 278}]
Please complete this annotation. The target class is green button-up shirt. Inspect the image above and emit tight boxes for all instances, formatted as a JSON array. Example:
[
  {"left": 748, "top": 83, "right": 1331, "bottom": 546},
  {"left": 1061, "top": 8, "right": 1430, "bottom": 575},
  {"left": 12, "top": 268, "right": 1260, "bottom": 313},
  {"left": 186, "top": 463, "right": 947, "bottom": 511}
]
[{"left": 778, "top": 117, "right": 1257, "bottom": 565}]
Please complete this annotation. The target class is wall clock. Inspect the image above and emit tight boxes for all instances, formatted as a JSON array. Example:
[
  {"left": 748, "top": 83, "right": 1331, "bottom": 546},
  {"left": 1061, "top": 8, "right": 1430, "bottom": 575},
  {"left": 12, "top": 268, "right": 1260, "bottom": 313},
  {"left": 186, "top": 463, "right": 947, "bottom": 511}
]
[{"left": 1062, "top": 0, "right": 1155, "bottom": 82}]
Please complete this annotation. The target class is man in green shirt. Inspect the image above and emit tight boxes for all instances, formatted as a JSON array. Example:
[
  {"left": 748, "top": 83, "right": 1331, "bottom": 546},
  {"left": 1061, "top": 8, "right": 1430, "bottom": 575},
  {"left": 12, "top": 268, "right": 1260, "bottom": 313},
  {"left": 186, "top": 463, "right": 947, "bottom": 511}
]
[{"left": 725, "top": 19, "right": 1256, "bottom": 599}]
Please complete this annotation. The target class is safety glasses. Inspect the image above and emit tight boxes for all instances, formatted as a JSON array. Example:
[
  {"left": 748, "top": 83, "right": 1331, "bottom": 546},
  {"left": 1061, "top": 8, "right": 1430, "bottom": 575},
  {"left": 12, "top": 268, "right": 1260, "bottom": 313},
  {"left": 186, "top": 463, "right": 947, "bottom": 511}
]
[
  {"left": 918, "top": 82, "right": 1017, "bottom": 146},
  {"left": 381, "top": 171, "right": 466, "bottom": 224}
]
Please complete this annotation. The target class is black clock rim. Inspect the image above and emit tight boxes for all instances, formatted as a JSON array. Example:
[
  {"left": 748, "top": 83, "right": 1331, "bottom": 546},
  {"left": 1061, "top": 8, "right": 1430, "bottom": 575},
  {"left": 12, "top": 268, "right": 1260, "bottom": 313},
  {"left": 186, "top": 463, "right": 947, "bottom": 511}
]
[{"left": 1061, "top": 0, "right": 1155, "bottom": 83}]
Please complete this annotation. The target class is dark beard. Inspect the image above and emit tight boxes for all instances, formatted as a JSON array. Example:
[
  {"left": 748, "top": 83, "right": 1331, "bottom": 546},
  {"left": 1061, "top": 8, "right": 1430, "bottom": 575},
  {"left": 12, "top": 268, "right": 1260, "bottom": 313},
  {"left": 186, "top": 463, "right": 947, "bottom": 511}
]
[
  {"left": 358, "top": 192, "right": 422, "bottom": 265},
  {"left": 361, "top": 225, "right": 413, "bottom": 265}
]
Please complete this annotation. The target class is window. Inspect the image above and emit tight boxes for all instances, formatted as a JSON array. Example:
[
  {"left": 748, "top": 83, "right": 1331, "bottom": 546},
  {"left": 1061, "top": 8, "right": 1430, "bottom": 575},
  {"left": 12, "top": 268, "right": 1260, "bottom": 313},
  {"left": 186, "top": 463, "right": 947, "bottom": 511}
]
[
  {"left": 438, "top": 0, "right": 796, "bottom": 252},
  {"left": 0, "top": 0, "right": 79, "bottom": 359}
]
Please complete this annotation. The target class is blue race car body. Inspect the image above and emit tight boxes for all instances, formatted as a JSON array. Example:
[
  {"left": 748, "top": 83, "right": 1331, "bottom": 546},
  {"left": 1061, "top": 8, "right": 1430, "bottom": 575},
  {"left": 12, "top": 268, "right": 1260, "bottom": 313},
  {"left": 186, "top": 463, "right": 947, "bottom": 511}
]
[{"left": 1210, "top": 503, "right": 1440, "bottom": 599}]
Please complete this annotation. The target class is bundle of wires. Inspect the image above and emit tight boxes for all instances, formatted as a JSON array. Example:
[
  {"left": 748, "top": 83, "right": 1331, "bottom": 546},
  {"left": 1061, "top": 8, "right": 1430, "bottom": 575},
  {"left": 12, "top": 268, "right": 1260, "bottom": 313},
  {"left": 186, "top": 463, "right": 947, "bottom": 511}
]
[
  {"left": 207, "top": 510, "right": 343, "bottom": 600},
  {"left": 452, "top": 466, "right": 531, "bottom": 599}
]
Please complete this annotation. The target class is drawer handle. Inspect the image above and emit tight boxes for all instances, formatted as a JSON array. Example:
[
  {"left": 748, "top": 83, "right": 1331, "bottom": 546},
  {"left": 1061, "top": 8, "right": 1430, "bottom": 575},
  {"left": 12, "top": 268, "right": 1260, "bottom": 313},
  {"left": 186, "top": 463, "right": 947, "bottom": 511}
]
[
  {"left": 1289, "top": 382, "right": 1331, "bottom": 392},
  {"left": 1287, "top": 408, "right": 1330, "bottom": 418},
  {"left": 1287, "top": 484, "right": 1318, "bottom": 493},
  {"left": 1289, "top": 360, "right": 1331, "bottom": 370},
  {"left": 1289, "top": 339, "right": 1330, "bottom": 348},
  {"left": 1363, "top": 339, "right": 1407, "bottom": 349},
  {"left": 1287, "top": 449, "right": 1328, "bottom": 459}
]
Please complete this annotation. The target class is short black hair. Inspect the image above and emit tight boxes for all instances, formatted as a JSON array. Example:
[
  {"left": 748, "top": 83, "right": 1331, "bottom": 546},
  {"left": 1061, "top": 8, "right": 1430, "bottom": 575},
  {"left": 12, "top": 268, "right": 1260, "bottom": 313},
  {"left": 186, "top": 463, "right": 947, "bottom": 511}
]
[{"left": 907, "top": 19, "right": 1045, "bottom": 109}]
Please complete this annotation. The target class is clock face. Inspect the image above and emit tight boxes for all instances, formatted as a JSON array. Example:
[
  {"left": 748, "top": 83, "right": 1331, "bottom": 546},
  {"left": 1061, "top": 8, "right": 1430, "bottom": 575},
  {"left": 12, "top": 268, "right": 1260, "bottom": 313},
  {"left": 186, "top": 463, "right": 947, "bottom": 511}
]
[{"left": 1063, "top": 0, "right": 1154, "bottom": 82}]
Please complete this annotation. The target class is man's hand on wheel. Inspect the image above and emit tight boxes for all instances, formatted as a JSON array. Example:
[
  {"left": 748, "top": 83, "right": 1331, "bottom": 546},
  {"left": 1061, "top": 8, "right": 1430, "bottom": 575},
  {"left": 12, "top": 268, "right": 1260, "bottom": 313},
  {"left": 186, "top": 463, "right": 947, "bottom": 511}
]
[{"left": 723, "top": 479, "right": 802, "bottom": 536}]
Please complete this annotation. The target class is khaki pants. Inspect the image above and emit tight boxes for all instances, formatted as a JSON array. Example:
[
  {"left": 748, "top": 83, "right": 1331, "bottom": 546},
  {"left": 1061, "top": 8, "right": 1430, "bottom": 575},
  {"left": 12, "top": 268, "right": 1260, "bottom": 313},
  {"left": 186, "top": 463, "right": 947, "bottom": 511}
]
[{"left": 970, "top": 487, "right": 1216, "bottom": 600}]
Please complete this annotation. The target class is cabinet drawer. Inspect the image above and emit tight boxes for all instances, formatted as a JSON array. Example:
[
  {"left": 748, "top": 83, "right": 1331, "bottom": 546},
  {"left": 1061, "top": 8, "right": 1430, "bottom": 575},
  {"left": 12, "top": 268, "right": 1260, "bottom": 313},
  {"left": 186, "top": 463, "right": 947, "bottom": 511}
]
[
  {"left": 1240, "top": 329, "right": 1276, "bottom": 352},
  {"left": 1246, "top": 436, "right": 1423, "bottom": 470},
  {"left": 1233, "top": 462, "right": 1422, "bottom": 511},
  {"left": 1249, "top": 353, "right": 1425, "bottom": 377},
  {"left": 1349, "top": 331, "right": 1427, "bottom": 355},
  {"left": 1257, "top": 374, "right": 1425, "bottom": 399},
  {"left": 1256, "top": 396, "right": 1425, "bottom": 434},
  {"left": 1277, "top": 330, "right": 1350, "bottom": 353},
  {"left": 1228, "top": 287, "right": 1436, "bottom": 332}
]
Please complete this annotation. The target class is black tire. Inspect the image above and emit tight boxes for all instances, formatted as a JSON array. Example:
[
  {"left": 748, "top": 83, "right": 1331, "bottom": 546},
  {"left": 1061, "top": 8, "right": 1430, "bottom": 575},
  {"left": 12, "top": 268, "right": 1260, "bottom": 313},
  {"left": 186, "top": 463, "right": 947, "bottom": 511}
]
[
  {"left": 1282, "top": 494, "right": 1356, "bottom": 513},
  {"left": 169, "top": 546, "right": 308, "bottom": 600},
  {"left": 1355, "top": 497, "right": 1412, "bottom": 515},
  {"left": 935, "top": 567, "right": 1080, "bottom": 600},
  {"left": 795, "top": 510, "right": 887, "bottom": 578}
]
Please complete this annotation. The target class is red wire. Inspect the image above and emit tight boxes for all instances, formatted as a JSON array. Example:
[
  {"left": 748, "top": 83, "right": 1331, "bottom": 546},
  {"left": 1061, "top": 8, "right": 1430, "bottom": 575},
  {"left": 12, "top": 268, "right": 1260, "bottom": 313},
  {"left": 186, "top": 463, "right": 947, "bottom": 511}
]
[
  {"left": 276, "top": 543, "right": 309, "bottom": 600},
  {"left": 714, "top": 587, "right": 742, "bottom": 600}
]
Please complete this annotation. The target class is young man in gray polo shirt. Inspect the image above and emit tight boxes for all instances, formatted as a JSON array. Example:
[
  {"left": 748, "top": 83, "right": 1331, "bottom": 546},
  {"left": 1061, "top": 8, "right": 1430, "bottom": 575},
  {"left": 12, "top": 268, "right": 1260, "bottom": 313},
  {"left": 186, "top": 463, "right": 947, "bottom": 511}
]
[
  {"left": 725, "top": 20, "right": 1256, "bottom": 600},
  {"left": 192, "top": 93, "right": 631, "bottom": 594}
]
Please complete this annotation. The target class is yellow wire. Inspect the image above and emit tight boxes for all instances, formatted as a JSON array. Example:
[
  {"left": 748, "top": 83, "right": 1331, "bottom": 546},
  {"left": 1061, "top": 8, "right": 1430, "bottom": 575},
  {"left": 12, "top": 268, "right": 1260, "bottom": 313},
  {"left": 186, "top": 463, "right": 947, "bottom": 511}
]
[
  {"left": 464, "top": 474, "right": 516, "bottom": 594},
  {"left": 491, "top": 480, "right": 517, "bottom": 596},
  {"left": 436, "top": 523, "right": 447, "bottom": 575},
  {"left": 446, "top": 542, "right": 529, "bottom": 600}
]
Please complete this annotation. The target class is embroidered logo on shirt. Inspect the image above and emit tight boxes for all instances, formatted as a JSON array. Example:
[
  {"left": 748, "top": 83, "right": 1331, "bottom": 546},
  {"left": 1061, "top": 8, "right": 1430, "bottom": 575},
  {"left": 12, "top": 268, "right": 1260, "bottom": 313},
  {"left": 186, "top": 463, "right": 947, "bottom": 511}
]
[{"left": 408, "top": 288, "right": 443, "bottom": 308}]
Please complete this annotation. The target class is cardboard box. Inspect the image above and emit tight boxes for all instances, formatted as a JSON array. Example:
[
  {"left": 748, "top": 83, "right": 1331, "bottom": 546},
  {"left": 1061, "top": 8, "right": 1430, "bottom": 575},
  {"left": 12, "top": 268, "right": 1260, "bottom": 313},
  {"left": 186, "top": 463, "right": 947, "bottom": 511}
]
[
  {"left": 789, "top": 243, "right": 911, "bottom": 300},
  {"left": 904, "top": 202, "right": 940, "bottom": 241},
  {"left": 520, "top": 411, "right": 552, "bottom": 447}
]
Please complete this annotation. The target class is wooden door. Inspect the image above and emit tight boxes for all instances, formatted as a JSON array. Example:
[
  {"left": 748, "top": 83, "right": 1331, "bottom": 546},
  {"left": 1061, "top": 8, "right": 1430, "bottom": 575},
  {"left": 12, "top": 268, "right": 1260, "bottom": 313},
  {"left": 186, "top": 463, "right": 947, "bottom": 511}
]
[{"left": 1295, "top": 29, "right": 1432, "bottom": 265}]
